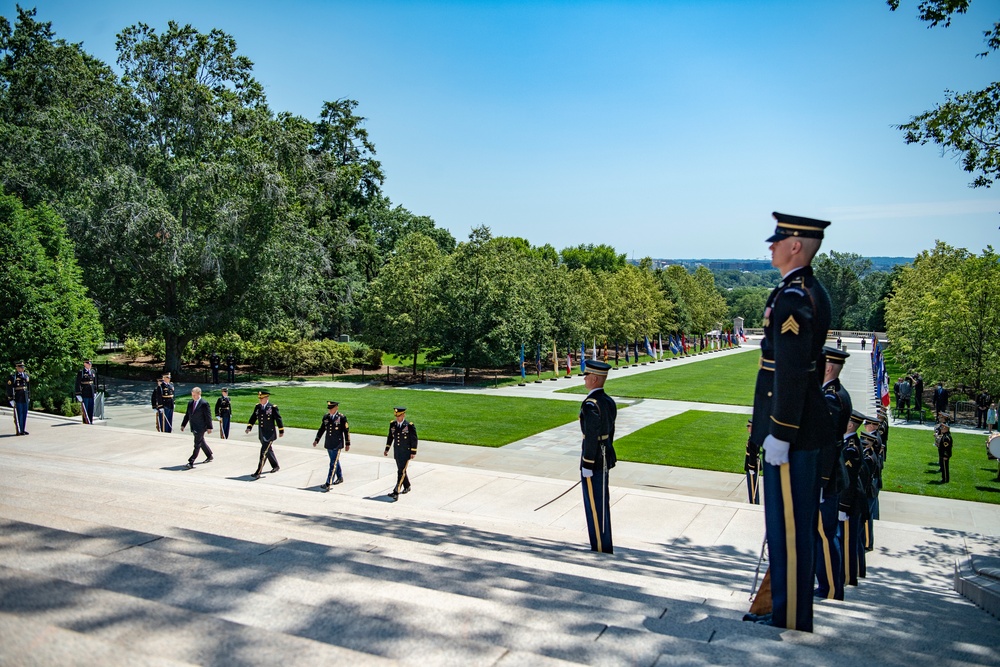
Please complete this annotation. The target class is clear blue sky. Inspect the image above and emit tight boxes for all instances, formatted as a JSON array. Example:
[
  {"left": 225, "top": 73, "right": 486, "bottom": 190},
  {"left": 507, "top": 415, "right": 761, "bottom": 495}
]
[{"left": 6, "top": 0, "right": 1000, "bottom": 259}]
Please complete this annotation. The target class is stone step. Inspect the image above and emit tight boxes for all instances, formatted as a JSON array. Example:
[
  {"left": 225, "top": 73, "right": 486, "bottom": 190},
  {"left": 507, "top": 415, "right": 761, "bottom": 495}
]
[
  {"left": 0, "top": 610, "right": 199, "bottom": 667},
  {"left": 0, "top": 565, "right": 399, "bottom": 666}
]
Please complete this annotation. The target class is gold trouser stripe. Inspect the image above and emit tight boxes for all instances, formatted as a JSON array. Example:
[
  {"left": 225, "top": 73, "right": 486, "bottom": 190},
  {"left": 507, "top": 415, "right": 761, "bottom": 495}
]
[
  {"left": 12, "top": 408, "right": 21, "bottom": 434},
  {"left": 749, "top": 472, "right": 758, "bottom": 504},
  {"left": 780, "top": 463, "right": 797, "bottom": 628},
  {"left": 257, "top": 442, "right": 272, "bottom": 473},
  {"left": 817, "top": 511, "right": 834, "bottom": 599},
  {"left": 865, "top": 520, "right": 871, "bottom": 549},
  {"left": 843, "top": 518, "right": 851, "bottom": 580},
  {"left": 395, "top": 459, "right": 410, "bottom": 494},
  {"left": 585, "top": 476, "right": 602, "bottom": 552}
]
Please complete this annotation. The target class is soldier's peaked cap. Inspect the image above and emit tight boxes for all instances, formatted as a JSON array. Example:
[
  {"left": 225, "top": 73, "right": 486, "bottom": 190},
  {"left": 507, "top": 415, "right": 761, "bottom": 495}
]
[
  {"left": 849, "top": 410, "right": 867, "bottom": 424},
  {"left": 14, "top": 360, "right": 24, "bottom": 367},
  {"left": 766, "top": 212, "right": 831, "bottom": 242},
  {"left": 822, "top": 346, "right": 849, "bottom": 364},
  {"left": 584, "top": 360, "right": 611, "bottom": 376},
  {"left": 394, "top": 406, "right": 406, "bottom": 413},
  {"left": 257, "top": 391, "right": 270, "bottom": 398},
  {"left": 859, "top": 430, "right": 878, "bottom": 442},
  {"left": 327, "top": 400, "right": 339, "bottom": 409}
]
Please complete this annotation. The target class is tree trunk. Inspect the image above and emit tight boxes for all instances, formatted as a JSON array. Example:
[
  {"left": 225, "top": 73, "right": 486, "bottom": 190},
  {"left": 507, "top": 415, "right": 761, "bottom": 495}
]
[{"left": 163, "top": 332, "right": 190, "bottom": 379}]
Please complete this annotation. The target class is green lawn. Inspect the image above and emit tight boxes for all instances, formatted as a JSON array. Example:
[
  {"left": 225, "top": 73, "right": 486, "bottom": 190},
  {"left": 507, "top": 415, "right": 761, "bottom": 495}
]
[
  {"left": 198, "top": 386, "right": 581, "bottom": 447},
  {"left": 559, "top": 350, "right": 758, "bottom": 405},
  {"left": 614, "top": 410, "right": 1000, "bottom": 504}
]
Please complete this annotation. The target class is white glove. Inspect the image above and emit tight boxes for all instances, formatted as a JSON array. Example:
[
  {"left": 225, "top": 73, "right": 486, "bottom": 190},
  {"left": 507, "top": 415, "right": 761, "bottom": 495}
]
[
  {"left": 157, "top": 407, "right": 163, "bottom": 413},
  {"left": 838, "top": 511, "right": 848, "bottom": 522},
  {"left": 581, "top": 468, "right": 594, "bottom": 478},
  {"left": 762, "top": 435, "right": 790, "bottom": 466},
  {"left": 7, "top": 400, "right": 13, "bottom": 407},
  {"left": 75, "top": 395, "right": 82, "bottom": 402}
]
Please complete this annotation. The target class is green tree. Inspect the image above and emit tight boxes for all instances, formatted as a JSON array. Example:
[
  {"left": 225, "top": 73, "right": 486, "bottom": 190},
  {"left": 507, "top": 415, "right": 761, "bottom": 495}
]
[
  {"left": 814, "top": 251, "right": 872, "bottom": 329},
  {"left": 362, "top": 233, "right": 445, "bottom": 374},
  {"left": 0, "top": 193, "right": 103, "bottom": 411},
  {"left": 725, "top": 286, "right": 769, "bottom": 328},
  {"left": 885, "top": 241, "right": 1000, "bottom": 393},
  {"left": 559, "top": 243, "right": 627, "bottom": 272},
  {"left": 888, "top": 1, "right": 1000, "bottom": 190}
]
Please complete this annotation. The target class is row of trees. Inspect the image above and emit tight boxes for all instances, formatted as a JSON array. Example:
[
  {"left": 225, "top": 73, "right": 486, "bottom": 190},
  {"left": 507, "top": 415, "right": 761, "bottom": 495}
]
[{"left": 886, "top": 242, "right": 1000, "bottom": 396}]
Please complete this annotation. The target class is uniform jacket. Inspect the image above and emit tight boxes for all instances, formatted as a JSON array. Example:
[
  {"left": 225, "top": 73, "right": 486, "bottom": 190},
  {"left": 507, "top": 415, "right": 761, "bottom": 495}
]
[
  {"left": 214, "top": 396, "right": 231, "bottom": 417},
  {"left": 210, "top": 354, "right": 220, "bottom": 370},
  {"left": 6, "top": 371, "right": 29, "bottom": 404},
  {"left": 386, "top": 419, "right": 418, "bottom": 459},
  {"left": 248, "top": 402, "right": 284, "bottom": 441},
  {"left": 75, "top": 367, "right": 98, "bottom": 398},
  {"left": 937, "top": 432, "right": 953, "bottom": 459},
  {"left": 820, "top": 378, "right": 852, "bottom": 493},
  {"left": 838, "top": 433, "right": 864, "bottom": 515},
  {"left": 316, "top": 411, "right": 351, "bottom": 450},
  {"left": 751, "top": 265, "right": 832, "bottom": 451},
  {"left": 152, "top": 382, "right": 175, "bottom": 409},
  {"left": 181, "top": 398, "right": 213, "bottom": 433},
  {"left": 580, "top": 388, "right": 617, "bottom": 472}
]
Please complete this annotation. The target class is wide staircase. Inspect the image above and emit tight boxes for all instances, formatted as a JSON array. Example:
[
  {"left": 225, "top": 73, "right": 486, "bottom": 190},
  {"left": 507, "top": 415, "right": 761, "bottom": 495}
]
[{"left": 0, "top": 423, "right": 997, "bottom": 666}]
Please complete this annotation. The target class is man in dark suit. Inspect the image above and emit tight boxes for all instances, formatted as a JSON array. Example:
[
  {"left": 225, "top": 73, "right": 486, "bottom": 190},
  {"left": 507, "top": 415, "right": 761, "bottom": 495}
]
[
  {"left": 180, "top": 387, "right": 214, "bottom": 469},
  {"left": 749, "top": 212, "right": 832, "bottom": 632},
  {"left": 579, "top": 359, "right": 617, "bottom": 553},
  {"left": 384, "top": 406, "right": 417, "bottom": 500},
  {"left": 246, "top": 390, "right": 283, "bottom": 479}
]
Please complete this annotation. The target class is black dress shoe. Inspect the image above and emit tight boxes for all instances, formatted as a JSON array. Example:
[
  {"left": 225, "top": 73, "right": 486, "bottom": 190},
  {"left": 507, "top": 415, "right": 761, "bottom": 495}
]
[
  {"left": 270, "top": 467, "right": 280, "bottom": 473},
  {"left": 321, "top": 484, "right": 330, "bottom": 491},
  {"left": 203, "top": 458, "right": 214, "bottom": 463},
  {"left": 185, "top": 462, "right": 194, "bottom": 470},
  {"left": 742, "top": 612, "right": 772, "bottom": 623},
  {"left": 332, "top": 478, "right": 343, "bottom": 485},
  {"left": 250, "top": 473, "right": 260, "bottom": 480},
  {"left": 389, "top": 492, "right": 398, "bottom": 501},
  {"left": 401, "top": 487, "right": 410, "bottom": 494}
]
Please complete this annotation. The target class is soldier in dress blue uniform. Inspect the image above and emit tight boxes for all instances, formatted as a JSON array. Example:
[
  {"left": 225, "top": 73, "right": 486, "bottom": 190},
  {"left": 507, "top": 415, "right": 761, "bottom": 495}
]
[
  {"left": 815, "top": 346, "right": 851, "bottom": 601},
  {"left": 384, "top": 407, "right": 417, "bottom": 500},
  {"left": 74, "top": 359, "right": 98, "bottom": 424},
  {"left": 862, "top": 418, "right": 884, "bottom": 555},
  {"left": 226, "top": 354, "right": 236, "bottom": 383},
  {"left": 744, "top": 419, "right": 761, "bottom": 504},
  {"left": 839, "top": 411, "right": 866, "bottom": 587},
  {"left": 749, "top": 212, "right": 832, "bottom": 632},
  {"left": 579, "top": 359, "right": 617, "bottom": 553},
  {"left": 151, "top": 372, "right": 175, "bottom": 432},
  {"left": 7, "top": 361, "right": 30, "bottom": 435},
  {"left": 210, "top": 352, "right": 221, "bottom": 384},
  {"left": 857, "top": 427, "right": 880, "bottom": 579},
  {"left": 936, "top": 422, "right": 953, "bottom": 483},
  {"left": 214, "top": 387, "right": 232, "bottom": 439},
  {"left": 245, "top": 390, "right": 283, "bottom": 479},
  {"left": 313, "top": 400, "right": 351, "bottom": 490}
]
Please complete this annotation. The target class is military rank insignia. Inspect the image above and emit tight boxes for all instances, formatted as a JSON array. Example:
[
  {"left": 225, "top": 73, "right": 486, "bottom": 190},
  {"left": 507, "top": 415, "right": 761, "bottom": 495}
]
[{"left": 780, "top": 315, "right": 800, "bottom": 335}]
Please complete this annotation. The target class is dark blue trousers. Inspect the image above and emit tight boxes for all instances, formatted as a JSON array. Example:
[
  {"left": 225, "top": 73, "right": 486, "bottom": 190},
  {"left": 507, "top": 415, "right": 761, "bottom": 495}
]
[
  {"left": 326, "top": 448, "right": 344, "bottom": 485},
  {"left": 582, "top": 469, "right": 613, "bottom": 553},
  {"left": 12, "top": 401, "right": 28, "bottom": 434},
  {"left": 815, "top": 492, "right": 844, "bottom": 600},
  {"left": 763, "top": 449, "right": 819, "bottom": 632},
  {"left": 220, "top": 414, "right": 230, "bottom": 439},
  {"left": 841, "top": 510, "right": 862, "bottom": 586},
  {"left": 81, "top": 397, "right": 95, "bottom": 424}
]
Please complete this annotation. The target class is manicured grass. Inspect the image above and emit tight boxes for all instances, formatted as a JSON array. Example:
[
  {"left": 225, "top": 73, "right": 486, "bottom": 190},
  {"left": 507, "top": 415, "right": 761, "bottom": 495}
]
[
  {"left": 559, "top": 350, "right": 758, "bottom": 405},
  {"left": 197, "top": 386, "right": 581, "bottom": 447},
  {"left": 614, "top": 410, "right": 1000, "bottom": 504},
  {"left": 614, "top": 411, "right": 749, "bottom": 472}
]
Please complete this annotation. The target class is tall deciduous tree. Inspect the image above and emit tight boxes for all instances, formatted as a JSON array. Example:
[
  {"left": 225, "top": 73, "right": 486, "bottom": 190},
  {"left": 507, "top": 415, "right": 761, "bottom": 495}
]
[
  {"left": 0, "top": 193, "right": 103, "bottom": 409},
  {"left": 814, "top": 251, "right": 872, "bottom": 329},
  {"left": 888, "top": 0, "right": 1000, "bottom": 191},
  {"left": 885, "top": 241, "right": 1000, "bottom": 394},
  {"left": 362, "top": 233, "right": 444, "bottom": 374}
]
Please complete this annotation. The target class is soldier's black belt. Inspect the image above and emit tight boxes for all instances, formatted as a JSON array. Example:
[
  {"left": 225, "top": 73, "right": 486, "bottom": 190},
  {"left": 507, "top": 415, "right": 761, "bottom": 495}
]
[{"left": 758, "top": 358, "right": 815, "bottom": 372}]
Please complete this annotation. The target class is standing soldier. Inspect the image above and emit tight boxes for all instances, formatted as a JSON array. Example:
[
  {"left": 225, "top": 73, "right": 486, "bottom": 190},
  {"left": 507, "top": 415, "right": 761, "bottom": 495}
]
[
  {"left": 313, "top": 400, "right": 351, "bottom": 490},
  {"left": 384, "top": 407, "right": 417, "bottom": 500},
  {"left": 214, "top": 387, "right": 232, "bottom": 439},
  {"left": 976, "top": 388, "right": 991, "bottom": 430},
  {"left": 744, "top": 419, "right": 761, "bottom": 504},
  {"left": 580, "top": 360, "right": 617, "bottom": 553},
  {"left": 750, "top": 212, "right": 832, "bottom": 632},
  {"left": 6, "top": 361, "right": 30, "bottom": 435},
  {"left": 816, "top": 346, "right": 851, "bottom": 601},
  {"left": 151, "top": 372, "right": 175, "bottom": 433},
  {"left": 226, "top": 353, "right": 236, "bottom": 383},
  {"left": 210, "top": 351, "right": 221, "bottom": 385},
  {"left": 839, "top": 411, "right": 866, "bottom": 588},
  {"left": 74, "top": 359, "right": 98, "bottom": 424},
  {"left": 936, "top": 422, "right": 953, "bottom": 484},
  {"left": 246, "top": 390, "right": 282, "bottom": 479}
]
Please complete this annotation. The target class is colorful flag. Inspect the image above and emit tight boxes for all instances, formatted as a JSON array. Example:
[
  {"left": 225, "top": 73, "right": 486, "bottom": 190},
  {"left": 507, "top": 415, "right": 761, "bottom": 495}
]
[
  {"left": 519, "top": 344, "right": 525, "bottom": 381},
  {"left": 553, "top": 340, "right": 559, "bottom": 375},
  {"left": 658, "top": 333, "right": 664, "bottom": 359},
  {"left": 567, "top": 350, "right": 573, "bottom": 376},
  {"left": 580, "top": 341, "right": 587, "bottom": 374},
  {"left": 592, "top": 337, "right": 597, "bottom": 361},
  {"left": 644, "top": 335, "right": 655, "bottom": 360},
  {"left": 536, "top": 342, "right": 542, "bottom": 375}
]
